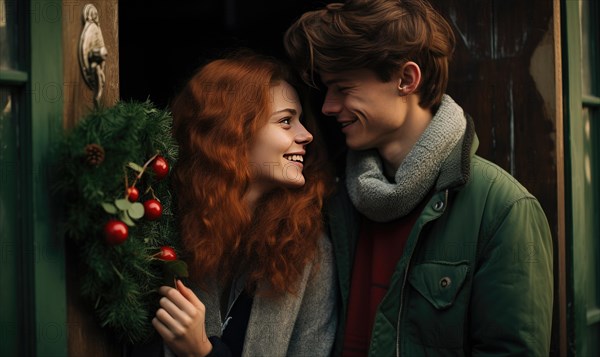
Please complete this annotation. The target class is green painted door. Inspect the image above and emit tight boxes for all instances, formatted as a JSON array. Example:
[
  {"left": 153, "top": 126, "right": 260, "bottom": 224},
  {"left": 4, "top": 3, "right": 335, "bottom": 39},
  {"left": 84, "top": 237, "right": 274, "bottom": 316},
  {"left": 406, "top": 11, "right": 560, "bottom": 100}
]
[
  {"left": 1, "top": 1, "right": 30, "bottom": 354},
  {"left": 564, "top": 0, "right": 600, "bottom": 355},
  {"left": 0, "top": 0, "right": 67, "bottom": 355},
  {"left": 0, "top": 85, "right": 23, "bottom": 355}
]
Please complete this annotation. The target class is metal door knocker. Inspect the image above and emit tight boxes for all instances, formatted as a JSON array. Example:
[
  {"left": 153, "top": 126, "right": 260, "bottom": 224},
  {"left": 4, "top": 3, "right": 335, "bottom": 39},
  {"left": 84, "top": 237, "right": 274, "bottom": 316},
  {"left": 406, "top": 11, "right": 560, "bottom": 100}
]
[{"left": 79, "top": 4, "right": 107, "bottom": 108}]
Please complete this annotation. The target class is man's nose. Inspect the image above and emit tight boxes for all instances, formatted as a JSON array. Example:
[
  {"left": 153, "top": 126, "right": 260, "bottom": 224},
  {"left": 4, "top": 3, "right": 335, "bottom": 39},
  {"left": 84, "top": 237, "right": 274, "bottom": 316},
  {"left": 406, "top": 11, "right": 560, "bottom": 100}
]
[{"left": 321, "top": 92, "right": 342, "bottom": 116}]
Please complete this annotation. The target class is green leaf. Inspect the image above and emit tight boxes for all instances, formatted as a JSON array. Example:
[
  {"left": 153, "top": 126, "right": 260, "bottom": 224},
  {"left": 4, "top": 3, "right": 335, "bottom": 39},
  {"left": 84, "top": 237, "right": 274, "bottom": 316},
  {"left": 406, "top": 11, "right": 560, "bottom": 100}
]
[
  {"left": 164, "top": 260, "right": 189, "bottom": 278},
  {"left": 115, "top": 198, "right": 132, "bottom": 211},
  {"left": 162, "top": 260, "right": 189, "bottom": 288},
  {"left": 119, "top": 211, "right": 136, "bottom": 227},
  {"left": 127, "top": 162, "right": 144, "bottom": 173},
  {"left": 101, "top": 202, "right": 118, "bottom": 214},
  {"left": 128, "top": 202, "right": 145, "bottom": 219}
]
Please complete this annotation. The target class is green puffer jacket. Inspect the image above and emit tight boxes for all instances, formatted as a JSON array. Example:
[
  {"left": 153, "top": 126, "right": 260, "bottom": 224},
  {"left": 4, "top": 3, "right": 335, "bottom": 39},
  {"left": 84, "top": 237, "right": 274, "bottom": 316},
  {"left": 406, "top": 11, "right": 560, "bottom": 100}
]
[{"left": 326, "top": 116, "right": 554, "bottom": 356}]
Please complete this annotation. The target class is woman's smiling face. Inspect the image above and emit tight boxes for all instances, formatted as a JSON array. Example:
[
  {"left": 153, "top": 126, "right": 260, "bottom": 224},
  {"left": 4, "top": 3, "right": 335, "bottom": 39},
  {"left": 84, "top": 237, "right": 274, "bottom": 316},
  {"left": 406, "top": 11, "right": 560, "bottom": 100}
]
[{"left": 248, "top": 80, "right": 313, "bottom": 193}]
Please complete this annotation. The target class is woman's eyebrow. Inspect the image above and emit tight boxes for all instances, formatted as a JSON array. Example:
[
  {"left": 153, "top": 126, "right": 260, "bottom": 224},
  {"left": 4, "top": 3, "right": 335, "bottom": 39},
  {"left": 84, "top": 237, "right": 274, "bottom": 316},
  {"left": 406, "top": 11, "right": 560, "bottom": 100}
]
[{"left": 271, "top": 108, "right": 298, "bottom": 116}]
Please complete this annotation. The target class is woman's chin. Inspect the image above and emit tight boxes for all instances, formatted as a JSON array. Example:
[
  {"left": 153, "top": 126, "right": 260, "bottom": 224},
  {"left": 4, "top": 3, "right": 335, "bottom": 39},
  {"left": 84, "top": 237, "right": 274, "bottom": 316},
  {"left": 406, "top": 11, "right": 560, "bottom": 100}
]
[{"left": 282, "top": 176, "right": 306, "bottom": 188}]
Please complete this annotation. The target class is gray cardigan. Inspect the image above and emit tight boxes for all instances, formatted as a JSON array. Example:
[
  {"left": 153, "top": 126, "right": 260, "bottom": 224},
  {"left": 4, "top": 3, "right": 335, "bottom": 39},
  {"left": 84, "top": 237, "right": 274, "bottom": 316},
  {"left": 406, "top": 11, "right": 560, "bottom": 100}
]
[{"left": 166, "top": 235, "right": 337, "bottom": 357}]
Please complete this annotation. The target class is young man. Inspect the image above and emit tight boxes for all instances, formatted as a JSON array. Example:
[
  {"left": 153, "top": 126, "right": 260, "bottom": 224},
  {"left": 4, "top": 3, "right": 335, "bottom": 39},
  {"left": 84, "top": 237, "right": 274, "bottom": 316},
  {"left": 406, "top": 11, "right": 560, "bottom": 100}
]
[{"left": 285, "top": 0, "right": 553, "bottom": 356}]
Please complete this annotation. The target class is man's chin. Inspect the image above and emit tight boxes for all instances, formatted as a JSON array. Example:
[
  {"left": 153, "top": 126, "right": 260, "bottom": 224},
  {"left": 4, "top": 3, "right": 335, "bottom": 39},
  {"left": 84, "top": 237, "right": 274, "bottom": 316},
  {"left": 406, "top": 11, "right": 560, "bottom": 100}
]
[{"left": 345, "top": 139, "right": 370, "bottom": 151}]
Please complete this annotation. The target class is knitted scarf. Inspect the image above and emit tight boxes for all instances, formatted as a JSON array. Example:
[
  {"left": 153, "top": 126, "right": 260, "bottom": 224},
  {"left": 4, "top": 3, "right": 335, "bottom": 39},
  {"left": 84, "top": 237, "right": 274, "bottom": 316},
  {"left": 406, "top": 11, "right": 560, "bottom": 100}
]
[{"left": 346, "top": 95, "right": 466, "bottom": 222}]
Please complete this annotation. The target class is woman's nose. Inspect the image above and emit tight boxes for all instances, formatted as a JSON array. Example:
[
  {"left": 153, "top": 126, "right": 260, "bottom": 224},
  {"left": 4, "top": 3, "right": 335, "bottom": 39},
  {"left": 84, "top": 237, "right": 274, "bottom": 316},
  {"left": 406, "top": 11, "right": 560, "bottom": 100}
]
[{"left": 296, "top": 124, "right": 313, "bottom": 145}]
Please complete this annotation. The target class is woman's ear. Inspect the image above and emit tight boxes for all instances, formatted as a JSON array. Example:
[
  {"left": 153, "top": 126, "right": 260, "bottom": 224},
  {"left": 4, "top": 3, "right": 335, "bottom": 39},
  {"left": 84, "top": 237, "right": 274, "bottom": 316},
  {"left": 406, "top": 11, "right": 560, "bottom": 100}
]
[{"left": 397, "top": 61, "right": 421, "bottom": 95}]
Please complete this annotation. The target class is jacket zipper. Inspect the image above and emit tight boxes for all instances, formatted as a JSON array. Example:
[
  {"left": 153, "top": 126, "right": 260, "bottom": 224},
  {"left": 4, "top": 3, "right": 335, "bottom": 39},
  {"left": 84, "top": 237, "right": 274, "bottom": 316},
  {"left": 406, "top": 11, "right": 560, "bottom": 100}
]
[
  {"left": 395, "top": 246, "right": 414, "bottom": 357},
  {"left": 395, "top": 189, "right": 448, "bottom": 357}
]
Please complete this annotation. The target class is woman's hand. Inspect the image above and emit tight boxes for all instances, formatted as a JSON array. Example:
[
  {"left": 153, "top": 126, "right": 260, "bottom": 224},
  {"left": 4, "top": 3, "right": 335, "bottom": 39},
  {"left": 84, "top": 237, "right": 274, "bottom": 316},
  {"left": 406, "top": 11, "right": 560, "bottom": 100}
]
[{"left": 152, "top": 280, "right": 213, "bottom": 357}]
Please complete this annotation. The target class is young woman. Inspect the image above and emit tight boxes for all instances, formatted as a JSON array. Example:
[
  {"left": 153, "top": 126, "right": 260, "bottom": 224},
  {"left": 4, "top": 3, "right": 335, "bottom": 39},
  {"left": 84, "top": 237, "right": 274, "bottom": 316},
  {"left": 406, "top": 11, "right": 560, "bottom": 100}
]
[{"left": 153, "top": 51, "right": 337, "bottom": 357}]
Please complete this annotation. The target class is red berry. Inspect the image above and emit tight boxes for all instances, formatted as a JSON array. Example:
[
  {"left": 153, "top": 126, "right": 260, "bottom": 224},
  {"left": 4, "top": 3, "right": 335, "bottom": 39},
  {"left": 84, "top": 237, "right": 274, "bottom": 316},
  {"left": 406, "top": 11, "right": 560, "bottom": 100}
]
[
  {"left": 143, "top": 199, "right": 163, "bottom": 220},
  {"left": 152, "top": 156, "right": 169, "bottom": 180},
  {"left": 127, "top": 186, "right": 140, "bottom": 202},
  {"left": 104, "top": 219, "right": 128, "bottom": 245},
  {"left": 157, "top": 246, "right": 177, "bottom": 261}
]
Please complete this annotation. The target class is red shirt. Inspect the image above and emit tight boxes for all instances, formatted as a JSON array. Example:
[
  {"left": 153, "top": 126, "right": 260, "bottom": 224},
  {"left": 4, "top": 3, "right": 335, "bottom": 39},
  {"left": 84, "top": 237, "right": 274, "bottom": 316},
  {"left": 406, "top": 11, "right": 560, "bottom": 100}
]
[{"left": 342, "top": 207, "right": 423, "bottom": 356}]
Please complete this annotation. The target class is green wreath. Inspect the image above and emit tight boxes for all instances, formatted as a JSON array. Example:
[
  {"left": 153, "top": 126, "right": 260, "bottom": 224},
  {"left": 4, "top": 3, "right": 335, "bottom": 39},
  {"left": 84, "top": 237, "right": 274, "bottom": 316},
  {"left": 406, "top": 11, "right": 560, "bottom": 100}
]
[{"left": 55, "top": 100, "right": 187, "bottom": 344}]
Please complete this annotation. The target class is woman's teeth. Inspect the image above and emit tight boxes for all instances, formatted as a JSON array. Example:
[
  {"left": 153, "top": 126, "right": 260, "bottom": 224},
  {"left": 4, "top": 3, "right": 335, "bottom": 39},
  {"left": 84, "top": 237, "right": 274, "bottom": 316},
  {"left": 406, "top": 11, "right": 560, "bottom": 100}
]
[{"left": 284, "top": 154, "right": 304, "bottom": 163}]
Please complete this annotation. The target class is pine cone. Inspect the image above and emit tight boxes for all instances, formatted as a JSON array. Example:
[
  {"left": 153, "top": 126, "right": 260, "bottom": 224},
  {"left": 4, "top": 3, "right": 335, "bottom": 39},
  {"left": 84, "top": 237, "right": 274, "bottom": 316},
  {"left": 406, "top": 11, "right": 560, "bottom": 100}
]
[{"left": 84, "top": 143, "right": 105, "bottom": 166}]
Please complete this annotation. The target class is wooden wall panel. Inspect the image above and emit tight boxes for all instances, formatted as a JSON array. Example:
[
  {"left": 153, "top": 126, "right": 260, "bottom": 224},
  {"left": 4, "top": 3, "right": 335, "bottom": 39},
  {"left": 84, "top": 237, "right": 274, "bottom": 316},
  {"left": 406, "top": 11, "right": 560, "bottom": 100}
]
[
  {"left": 62, "top": 1, "right": 121, "bottom": 356},
  {"left": 431, "top": 0, "right": 557, "bottom": 231},
  {"left": 429, "top": 0, "right": 561, "bottom": 355}
]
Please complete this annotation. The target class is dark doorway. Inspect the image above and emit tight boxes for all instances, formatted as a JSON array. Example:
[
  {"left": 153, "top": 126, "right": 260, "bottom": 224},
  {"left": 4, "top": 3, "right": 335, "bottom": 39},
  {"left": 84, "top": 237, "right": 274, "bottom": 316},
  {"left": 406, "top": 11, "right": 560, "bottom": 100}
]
[{"left": 119, "top": 0, "right": 333, "bottom": 109}]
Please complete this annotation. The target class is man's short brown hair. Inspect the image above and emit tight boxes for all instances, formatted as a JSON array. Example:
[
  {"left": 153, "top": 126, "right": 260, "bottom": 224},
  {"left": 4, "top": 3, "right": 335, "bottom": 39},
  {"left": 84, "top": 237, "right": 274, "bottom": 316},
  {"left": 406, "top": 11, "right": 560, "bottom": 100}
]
[{"left": 285, "top": 0, "right": 455, "bottom": 109}]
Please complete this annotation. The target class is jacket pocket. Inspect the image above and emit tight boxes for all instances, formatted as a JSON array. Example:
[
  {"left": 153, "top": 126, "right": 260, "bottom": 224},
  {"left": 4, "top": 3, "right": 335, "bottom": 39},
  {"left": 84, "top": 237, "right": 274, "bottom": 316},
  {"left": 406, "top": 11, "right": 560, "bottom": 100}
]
[
  {"left": 403, "top": 261, "right": 470, "bottom": 352},
  {"left": 408, "top": 261, "right": 469, "bottom": 310}
]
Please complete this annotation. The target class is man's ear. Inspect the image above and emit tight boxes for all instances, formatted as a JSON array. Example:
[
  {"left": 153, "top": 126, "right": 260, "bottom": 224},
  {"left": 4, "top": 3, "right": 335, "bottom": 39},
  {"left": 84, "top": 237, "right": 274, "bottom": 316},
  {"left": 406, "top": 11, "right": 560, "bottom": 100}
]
[{"left": 397, "top": 61, "right": 421, "bottom": 95}]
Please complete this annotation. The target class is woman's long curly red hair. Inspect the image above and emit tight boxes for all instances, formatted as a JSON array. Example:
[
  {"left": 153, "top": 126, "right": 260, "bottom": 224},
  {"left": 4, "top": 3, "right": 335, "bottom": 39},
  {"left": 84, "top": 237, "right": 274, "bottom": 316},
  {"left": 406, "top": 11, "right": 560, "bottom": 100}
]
[{"left": 171, "top": 51, "right": 331, "bottom": 295}]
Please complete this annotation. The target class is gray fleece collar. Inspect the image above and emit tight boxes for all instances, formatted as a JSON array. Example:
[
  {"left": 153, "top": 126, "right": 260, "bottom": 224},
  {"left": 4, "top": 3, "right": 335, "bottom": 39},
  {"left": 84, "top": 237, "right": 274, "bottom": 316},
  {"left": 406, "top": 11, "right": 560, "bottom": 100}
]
[{"left": 346, "top": 95, "right": 467, "bottom": 222}]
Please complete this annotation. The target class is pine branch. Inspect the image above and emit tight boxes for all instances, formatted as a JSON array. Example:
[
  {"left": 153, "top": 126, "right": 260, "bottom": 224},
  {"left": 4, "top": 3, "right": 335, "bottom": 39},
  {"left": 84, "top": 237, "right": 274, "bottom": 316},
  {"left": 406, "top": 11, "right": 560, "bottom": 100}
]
[{"left": 55, "top": 101, "right": 182, "bottom": 344}]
